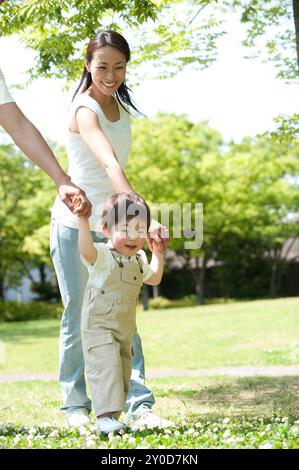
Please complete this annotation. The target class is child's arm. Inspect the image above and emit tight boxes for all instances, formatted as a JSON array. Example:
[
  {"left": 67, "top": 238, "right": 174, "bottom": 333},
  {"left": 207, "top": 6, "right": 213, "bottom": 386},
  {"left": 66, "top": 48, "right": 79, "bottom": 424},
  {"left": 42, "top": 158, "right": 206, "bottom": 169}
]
[
  {"left": 78, "top": 217, "right": 97, "bottom": 265},
  {"left": 144, "top": 241, "right": 165, "bottom": 286}
]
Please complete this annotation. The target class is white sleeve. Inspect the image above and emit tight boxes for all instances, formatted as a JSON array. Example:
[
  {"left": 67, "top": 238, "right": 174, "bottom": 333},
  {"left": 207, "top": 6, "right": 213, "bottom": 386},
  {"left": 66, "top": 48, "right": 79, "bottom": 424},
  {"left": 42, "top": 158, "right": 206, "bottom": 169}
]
[
  {"left": 80, "top": 243, "right": 112, "bottom": 273},
  {"left": 0, "top": 68, "right": 14, "bottom": 106},
  {"left": 71, "top": 94, "right": 102, "bottom": 122},
  {"left": 138, "top": 250, "right": 155, "bottom": 282}
]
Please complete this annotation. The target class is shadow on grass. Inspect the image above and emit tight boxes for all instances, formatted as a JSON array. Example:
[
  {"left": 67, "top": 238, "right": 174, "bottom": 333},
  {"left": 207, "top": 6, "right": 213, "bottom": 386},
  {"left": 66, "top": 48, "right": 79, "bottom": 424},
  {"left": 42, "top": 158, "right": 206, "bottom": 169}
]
[
  {"left": 153, "top": 376, "right": 299, "bottom": 419},
  {"left": 0, "top": 320, "right": 60, "bottom": 341}
]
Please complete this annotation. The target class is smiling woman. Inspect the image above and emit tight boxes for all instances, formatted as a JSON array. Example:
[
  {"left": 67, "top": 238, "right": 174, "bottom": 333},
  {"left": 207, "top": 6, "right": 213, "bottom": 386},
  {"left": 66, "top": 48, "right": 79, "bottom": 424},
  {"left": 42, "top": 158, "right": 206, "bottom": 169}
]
[{"left": 49, "top": 30, "right": 172, "bottom": 433}]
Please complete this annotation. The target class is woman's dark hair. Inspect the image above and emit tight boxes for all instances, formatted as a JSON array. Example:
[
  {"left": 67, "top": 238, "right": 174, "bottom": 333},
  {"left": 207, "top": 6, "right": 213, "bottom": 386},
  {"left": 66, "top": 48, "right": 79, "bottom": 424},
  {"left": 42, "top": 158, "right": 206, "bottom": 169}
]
[
  {"left": 72, "top": 30, "right": 141, "bottom": 115},
  {"left": 101, "top": 192, "right": 151, "bottom": 232}
]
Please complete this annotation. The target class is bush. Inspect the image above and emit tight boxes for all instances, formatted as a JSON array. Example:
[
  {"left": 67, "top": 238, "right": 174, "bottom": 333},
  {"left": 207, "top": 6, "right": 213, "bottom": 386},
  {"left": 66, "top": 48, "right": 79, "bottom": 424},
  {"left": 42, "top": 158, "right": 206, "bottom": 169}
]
[
  {"left": 148, "top": 295, "right": 197, "bottom": 309},
  {"left": 0, "top": 301, "right": 62, "bottom": 322}
]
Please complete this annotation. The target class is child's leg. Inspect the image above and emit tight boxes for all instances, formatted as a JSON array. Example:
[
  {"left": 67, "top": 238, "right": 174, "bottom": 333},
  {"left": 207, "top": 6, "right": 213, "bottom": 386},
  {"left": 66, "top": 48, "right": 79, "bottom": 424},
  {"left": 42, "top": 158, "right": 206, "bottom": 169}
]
[
  {"left": 81, "top": 329, "right": 126, "bottom": 418},
  {"left": 125, "top": 331, "right": 155, "bottom": 420}
]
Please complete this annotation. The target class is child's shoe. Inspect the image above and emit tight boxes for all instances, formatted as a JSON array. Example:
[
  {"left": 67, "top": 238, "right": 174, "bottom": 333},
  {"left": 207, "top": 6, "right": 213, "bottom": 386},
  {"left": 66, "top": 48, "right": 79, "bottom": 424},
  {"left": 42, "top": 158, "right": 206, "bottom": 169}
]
[
  {"left": 96, "top": 417, "right": 127, "bottom": 435},
  {"left": 66, "top": 408, "right": 91, "bottom": 428}
]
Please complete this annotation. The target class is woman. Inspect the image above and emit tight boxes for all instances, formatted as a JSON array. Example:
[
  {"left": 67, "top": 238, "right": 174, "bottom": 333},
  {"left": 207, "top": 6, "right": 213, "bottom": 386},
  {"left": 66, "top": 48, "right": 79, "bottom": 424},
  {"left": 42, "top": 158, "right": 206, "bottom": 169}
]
[{"left": 50, "top": 31, "right": 174, "bottom": 430}]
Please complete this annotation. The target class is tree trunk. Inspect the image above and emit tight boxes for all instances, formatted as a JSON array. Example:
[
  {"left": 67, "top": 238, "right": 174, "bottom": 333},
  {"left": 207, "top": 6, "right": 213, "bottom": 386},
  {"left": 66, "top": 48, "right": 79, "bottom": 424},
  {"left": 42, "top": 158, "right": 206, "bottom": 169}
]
[
  {"left": 270, "top": 259, "right": 278, "bottom": 297},
  {"left": 194, "top": 255, "right": 206, "bottom": 305},
  {"left": 0, "top": 276, "right": 4, "bottom": 301},
  {"left": 38, "top": 264, "right": 47, "bottom": 283},
  {"left": 142, "top": 284, "right": 149, "bottom": 311},
  {"left": 293, "top": 0, "right": 299, "bottom": 71},
  {"left": 152, "top": 285, "right": 159, "bottom": 298}
]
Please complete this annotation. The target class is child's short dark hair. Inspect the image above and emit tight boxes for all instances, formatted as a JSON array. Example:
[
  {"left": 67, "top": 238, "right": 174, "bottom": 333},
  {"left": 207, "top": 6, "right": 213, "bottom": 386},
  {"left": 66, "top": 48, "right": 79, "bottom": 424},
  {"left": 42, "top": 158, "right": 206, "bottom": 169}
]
[{"left": 101, "top": 192, "right": 151, "bottom": 232}]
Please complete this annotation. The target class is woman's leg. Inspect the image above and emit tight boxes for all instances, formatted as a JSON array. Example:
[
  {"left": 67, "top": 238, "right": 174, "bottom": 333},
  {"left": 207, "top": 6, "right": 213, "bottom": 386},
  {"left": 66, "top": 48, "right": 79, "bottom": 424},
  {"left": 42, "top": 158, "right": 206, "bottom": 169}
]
[{"left": 50, "top": 220, "right": 91, "bottom": 413}]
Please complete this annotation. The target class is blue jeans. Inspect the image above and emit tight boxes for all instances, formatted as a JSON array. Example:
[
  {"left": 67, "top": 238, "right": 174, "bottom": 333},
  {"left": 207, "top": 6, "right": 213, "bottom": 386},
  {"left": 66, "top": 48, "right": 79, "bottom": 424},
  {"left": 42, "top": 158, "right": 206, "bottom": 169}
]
[{"left": 50, "top": 219, "right": 155, "bottom": 420}]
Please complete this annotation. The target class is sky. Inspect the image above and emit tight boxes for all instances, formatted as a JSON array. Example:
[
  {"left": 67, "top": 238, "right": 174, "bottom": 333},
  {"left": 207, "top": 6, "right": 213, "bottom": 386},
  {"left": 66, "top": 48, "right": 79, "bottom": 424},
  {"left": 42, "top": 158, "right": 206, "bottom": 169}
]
[{"left": 0, "top": 14, "right": 298, "bottom": 145}]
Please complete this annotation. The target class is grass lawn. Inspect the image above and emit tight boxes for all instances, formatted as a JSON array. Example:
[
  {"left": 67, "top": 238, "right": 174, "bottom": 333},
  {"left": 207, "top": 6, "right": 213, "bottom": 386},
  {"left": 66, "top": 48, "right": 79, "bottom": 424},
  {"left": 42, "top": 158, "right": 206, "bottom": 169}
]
[
  {"left": 0, "top": 376, "right": 298, "bottom": 448},
  {"left": 0, "top": 297, "right": 299, "bottom": 374}
]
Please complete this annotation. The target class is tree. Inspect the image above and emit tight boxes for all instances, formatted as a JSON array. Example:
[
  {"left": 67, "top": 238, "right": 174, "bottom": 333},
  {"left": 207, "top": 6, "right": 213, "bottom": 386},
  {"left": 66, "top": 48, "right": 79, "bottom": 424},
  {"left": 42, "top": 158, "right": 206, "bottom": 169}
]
[
  {"left": 126, "top": 112, "right": 224, "bottom": 304},
  {"left": 222, "top": 0, "right": 298, "bottom": 80},
  {"left": 0, "top": 142, "right": 43, "bottom": 299},
  {"left": 0, "top": 0, "right": 224, "bottom": 83}
]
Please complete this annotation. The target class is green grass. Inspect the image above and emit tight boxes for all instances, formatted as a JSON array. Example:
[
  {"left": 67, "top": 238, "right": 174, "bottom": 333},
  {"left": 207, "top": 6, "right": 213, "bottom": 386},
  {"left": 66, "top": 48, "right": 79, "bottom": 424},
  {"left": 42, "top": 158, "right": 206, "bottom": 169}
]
[
  {"left": 0, "top": 297, "right": 299, "bottom": 374},
  {"left": 0, "top": 376, "right": 298, "bottom": 448}
]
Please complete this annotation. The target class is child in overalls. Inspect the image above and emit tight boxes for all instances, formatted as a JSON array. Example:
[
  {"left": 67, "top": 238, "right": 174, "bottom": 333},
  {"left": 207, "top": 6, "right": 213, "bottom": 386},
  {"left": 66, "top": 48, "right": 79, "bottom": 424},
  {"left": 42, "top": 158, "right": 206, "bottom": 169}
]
[{"left": 78, "top": 192, "right": 166, "bottom": 434}]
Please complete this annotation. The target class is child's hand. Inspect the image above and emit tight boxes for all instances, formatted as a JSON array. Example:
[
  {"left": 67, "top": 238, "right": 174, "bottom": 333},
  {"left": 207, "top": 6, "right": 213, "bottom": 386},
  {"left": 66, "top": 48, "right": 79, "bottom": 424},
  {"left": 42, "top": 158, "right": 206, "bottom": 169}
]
[
  {"left": 152, "top": 238, "right": 166, "bottom": 255},
  {"left": 73, "top": 194, "right": 90, "bottom": 218}
]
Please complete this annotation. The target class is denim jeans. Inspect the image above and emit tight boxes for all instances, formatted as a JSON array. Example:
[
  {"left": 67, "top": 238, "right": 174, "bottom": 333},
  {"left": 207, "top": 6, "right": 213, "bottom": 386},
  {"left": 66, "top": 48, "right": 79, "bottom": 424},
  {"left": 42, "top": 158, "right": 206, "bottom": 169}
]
[{"left": 50, "top": 219, "right": 155, "bottom": 420}]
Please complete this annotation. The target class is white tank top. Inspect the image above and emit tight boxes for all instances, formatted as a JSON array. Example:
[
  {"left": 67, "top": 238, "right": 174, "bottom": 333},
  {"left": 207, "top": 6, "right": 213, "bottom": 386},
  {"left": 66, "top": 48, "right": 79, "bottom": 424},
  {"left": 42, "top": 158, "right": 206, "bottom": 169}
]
[
  {"left": 0, "top": 67, "right": 14, "bottom": 105},
  {"left": 51, "top": 93, "right": 132, "bottom": 231}
]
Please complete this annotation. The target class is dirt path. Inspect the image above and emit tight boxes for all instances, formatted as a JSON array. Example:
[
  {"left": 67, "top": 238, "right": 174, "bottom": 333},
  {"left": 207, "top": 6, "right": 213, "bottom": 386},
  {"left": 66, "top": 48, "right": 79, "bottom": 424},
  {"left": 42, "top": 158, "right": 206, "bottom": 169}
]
[{"left": 0, "top": 365, "right": 299, "bottom": 383}]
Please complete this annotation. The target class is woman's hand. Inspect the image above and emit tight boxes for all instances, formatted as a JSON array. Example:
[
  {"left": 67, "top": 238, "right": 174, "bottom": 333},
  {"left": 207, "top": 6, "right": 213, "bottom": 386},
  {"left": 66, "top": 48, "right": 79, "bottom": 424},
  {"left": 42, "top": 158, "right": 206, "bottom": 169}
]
[
  {"left": 57, "top": 178, "right": 92, "bottom": 218},
  {"left": 147, "top": 219, "right": 170, "bottom": 253}
]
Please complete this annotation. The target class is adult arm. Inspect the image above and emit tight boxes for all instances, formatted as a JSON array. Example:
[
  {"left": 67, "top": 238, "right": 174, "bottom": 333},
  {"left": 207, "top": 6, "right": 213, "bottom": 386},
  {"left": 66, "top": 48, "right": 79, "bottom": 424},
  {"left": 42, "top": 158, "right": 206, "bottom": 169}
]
[
  {"left": 0, "top": 102, "right": 91, "bottom": 217},
  {"left": 76, "top": 107, "right": 169, "bottom": 249}
]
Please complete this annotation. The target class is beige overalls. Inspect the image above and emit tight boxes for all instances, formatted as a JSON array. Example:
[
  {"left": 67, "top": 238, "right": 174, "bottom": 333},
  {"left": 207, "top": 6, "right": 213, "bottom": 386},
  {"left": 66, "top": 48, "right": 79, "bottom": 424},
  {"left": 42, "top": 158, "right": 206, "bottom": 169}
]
[{"left": 81, "top": 248, "right": 144, "bottom": 417}]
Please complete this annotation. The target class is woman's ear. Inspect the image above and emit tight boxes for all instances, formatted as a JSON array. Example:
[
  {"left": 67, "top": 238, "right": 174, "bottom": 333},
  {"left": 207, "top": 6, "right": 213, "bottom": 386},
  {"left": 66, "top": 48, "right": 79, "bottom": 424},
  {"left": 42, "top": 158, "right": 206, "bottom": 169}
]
[{"left": 85, "top": 61, "right": 91, "bottom": 73}]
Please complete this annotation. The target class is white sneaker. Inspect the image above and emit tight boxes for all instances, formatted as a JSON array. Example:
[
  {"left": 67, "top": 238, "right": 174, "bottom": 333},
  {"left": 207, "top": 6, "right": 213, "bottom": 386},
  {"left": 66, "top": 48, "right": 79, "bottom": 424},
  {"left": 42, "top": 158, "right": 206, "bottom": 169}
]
[
  {"left": 128, "top": 411, "right": 175, "bottom": 431},
  {"left": 66, "top": 409, "right": 91, "bottom": 428}
]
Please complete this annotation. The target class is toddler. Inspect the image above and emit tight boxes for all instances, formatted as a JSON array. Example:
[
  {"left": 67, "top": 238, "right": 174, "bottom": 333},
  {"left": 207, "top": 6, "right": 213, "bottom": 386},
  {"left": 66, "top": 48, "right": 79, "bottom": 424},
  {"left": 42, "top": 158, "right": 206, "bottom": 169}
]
[{"left": 78, "top": 192, "right": 166, "bottom": 434}]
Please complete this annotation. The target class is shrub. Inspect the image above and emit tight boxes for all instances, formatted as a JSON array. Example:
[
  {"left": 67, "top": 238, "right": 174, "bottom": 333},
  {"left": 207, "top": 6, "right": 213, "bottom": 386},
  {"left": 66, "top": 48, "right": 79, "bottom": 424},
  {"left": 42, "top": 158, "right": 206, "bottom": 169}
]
[{"left": 0, "top": 301, "right": 62, "bottom": 322}]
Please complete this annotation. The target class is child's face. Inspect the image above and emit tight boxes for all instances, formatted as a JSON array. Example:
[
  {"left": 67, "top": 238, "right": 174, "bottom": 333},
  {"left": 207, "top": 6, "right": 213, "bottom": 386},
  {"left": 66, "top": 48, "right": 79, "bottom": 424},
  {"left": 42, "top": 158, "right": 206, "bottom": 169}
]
[{"left": 103, "top": 218, "right": 148, "bottom": 256}]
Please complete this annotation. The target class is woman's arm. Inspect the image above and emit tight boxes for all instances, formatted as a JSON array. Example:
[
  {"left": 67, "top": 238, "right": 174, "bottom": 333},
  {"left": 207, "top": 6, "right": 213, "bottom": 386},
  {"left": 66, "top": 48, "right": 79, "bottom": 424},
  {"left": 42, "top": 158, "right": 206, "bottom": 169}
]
[
  {"left": 0, "top": 102, "right": 92, "bottom": 217},
  {"left": 78, "top": 217, "right": 97, "bottom": 265},
  {"left": 75, "top": 106, "right": 134, "bottom": 194}
]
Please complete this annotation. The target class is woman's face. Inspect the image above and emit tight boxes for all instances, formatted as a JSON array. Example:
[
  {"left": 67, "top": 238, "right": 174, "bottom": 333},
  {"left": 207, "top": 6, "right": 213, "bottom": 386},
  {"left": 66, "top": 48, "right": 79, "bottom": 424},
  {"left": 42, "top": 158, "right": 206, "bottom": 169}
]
[{"left": 86, "top": 46, "right": 127, "bottom": 96}]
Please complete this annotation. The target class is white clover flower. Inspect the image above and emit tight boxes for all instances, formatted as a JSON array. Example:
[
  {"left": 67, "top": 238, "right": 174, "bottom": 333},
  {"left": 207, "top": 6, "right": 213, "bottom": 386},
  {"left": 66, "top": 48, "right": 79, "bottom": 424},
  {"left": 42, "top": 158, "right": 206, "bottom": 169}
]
[
  {"left": 259, "top": 431, "right": 265, "bottom": 437},
  {"left": 28, "top": 428, "right": 37, "bottom": 435},
  {"left": 212, "top": 435, "right": 218, "bottom": 441},
  {"left": 181, "top": 420, "right": 187, "bottom": 426},
  {"left": 79, "top": 426, "right": 88, "bottom": 436},
  {"left": 108, "top": 432, "right": 114, "bottom": 441},
  {"left": 45, "top": 445, "right": 52, "bottom": 449},
  {"left": 226, "top": 437, "right": 236, "bottom": 445},
  {"left": 164, "top": 429, "right": 172, "bottom": 435},
  {"left": 121, "top": 433, "right": 129, "bottom": 440},
  {"left": 128, "top": 437, "right": 136, "bottom": 445},
  {"left": 86, "top": 439, "right": 96, "bottom": 448},
  {"left": 185, "top": 428, "right": 195, "bottom": 435},
  {"left": 193, "top": 432, "right": 199, "bottom": 438},
  {"left": 223, "top": 418, "right": 230, "bottom": 424},
  {"left": 282, "top": 417, "right": 289, "bottom": 423},
  {"left": 195, "top": 422, "right": 202, "bottom": 428},
  {"left": 259, "top": 442, "right": 273, "bottom": 449},
  {"left": 174, "top": 430, "right": 181, "bottom": 437},
  {"left": 212, "top": 427, "right": 219, "bottom": 433},
  {"left": 49, "top": 430, "right": 59, "bottom": 438},
  {"left": 223, "top": 430, "right": 231, "bottom": 438},
  {"left": 13, "top": 436, "right": 21, "bottom": 444},
  {"left": 265, "top": 424, "right": 271, "bottom": 432}
]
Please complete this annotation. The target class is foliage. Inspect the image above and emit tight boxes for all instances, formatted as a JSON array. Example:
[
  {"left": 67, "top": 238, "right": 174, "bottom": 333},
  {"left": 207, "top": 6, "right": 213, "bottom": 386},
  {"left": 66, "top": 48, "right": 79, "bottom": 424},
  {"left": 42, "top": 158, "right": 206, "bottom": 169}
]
[
  {"left": 0, "top": 300, "right": 61, "bottom": 322},
  {"left": 0, "top": 143, "right": 43, "bottom": 298},
  {"left": 0, "top": 415, "right": 298, "bottom": 449},
  {"left": 222, "top": 0, "right": 298, "bottom": 81},
  {"left": 0, "top": 0, "right": 224, "bottom": 84}
]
